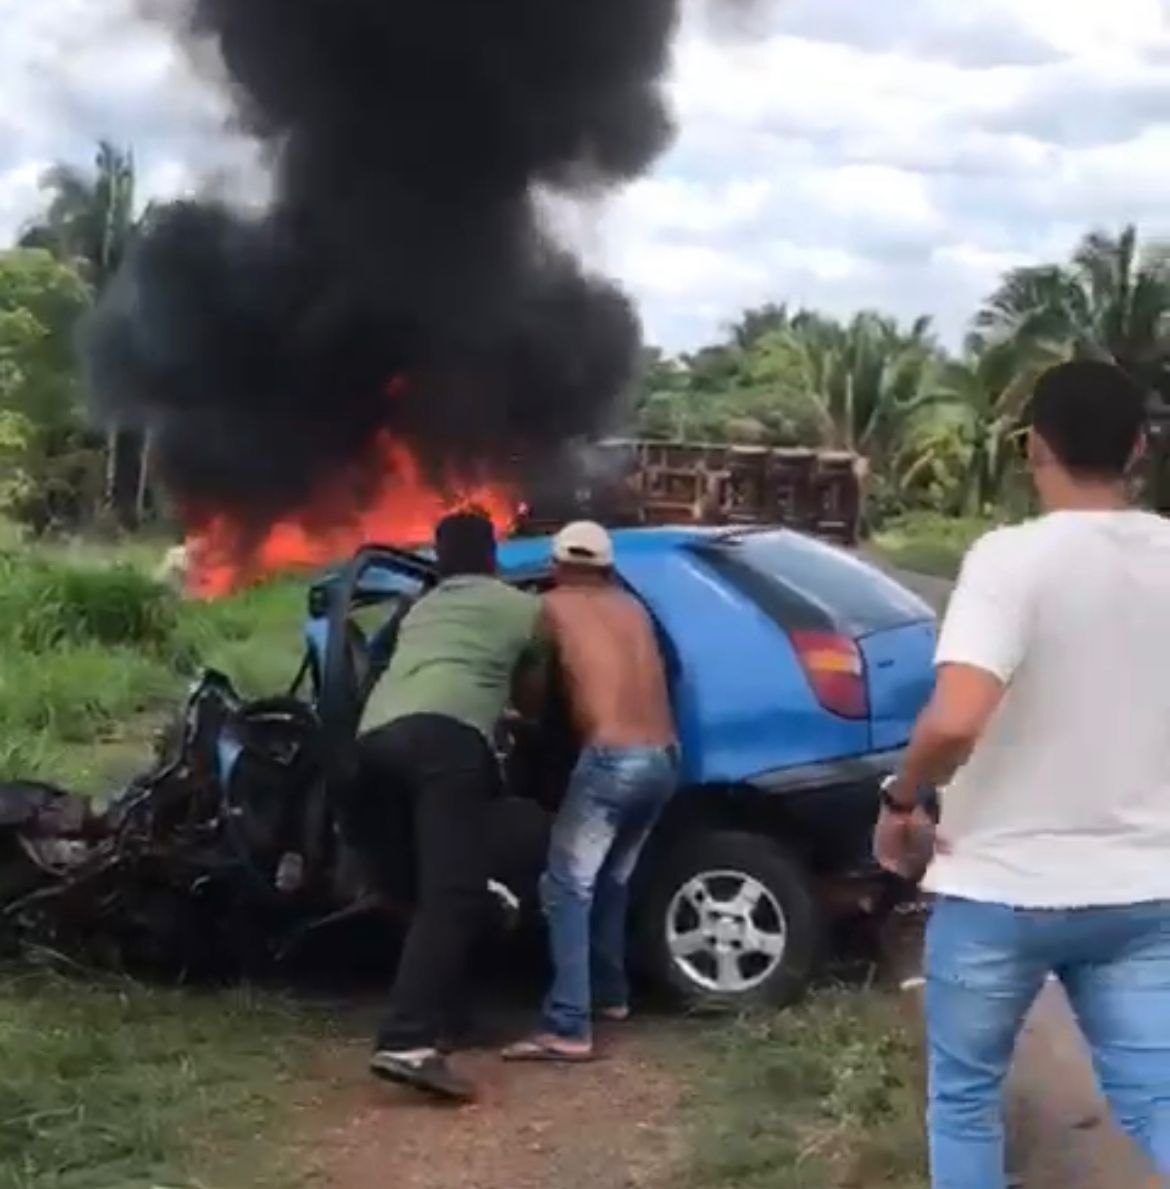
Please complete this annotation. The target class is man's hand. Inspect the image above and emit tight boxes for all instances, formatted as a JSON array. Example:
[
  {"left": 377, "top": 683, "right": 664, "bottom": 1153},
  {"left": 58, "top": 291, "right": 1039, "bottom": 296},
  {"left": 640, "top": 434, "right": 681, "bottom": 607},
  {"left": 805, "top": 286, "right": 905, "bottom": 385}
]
[{"left": 873, "top": 804, "right": 938, "bottom": 882}]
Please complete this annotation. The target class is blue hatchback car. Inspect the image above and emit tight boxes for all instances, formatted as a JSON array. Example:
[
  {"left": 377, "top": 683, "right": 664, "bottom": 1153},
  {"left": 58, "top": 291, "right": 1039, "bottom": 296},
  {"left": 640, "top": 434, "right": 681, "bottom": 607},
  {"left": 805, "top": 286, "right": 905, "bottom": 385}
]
[{"left": 307, "top": 525, "right": 938, "bottom": 1009}]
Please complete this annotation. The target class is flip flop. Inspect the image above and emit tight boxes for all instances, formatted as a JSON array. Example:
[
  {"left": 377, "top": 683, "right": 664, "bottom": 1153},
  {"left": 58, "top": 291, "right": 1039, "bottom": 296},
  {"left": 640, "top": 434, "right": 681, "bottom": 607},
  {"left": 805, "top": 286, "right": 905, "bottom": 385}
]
[{"left": 501, "top": 1037, "right": 597, "bottom": 1064}]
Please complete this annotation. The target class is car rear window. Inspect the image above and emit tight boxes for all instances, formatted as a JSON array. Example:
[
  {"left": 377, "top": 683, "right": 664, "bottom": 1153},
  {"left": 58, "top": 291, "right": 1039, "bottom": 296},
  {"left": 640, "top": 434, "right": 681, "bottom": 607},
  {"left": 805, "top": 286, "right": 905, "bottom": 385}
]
[{"left": 693, "top": 529, "right": 932, "bottom": 637}]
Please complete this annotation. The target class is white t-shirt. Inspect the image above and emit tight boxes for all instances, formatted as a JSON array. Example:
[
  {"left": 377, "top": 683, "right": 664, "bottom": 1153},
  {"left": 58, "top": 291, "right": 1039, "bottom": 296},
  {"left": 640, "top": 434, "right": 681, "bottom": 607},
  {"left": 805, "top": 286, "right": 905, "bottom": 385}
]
[{"left": 923, "top": 509, "right": 1170, "bottom": 908}]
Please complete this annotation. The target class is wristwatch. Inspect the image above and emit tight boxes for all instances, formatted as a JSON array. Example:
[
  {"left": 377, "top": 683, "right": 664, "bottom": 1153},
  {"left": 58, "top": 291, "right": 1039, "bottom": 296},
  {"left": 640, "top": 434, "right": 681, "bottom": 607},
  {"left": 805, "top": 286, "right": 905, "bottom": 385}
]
[{"left": 879, "top": 773, "right": 917, "bottom": 815}]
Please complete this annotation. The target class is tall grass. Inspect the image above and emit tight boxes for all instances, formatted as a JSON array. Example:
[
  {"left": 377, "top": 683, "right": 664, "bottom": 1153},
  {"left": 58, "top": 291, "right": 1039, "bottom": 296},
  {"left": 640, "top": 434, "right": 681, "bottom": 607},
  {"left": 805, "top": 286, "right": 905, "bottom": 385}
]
[
  {"left": 0, "top": 555, "right": 178, "bottom": 652},
  {"left": 0, "top": 547, "right": 304, "bottom": 791}
]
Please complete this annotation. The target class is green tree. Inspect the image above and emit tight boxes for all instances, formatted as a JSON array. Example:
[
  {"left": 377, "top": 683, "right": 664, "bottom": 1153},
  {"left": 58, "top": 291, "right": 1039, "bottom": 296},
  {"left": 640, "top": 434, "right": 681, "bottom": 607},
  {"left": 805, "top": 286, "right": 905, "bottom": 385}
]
[
  {"left": 0, "top": 249, "right": 92, "bottom": 432},
  {"left": 19, "top": 142, "right": 137, "bottom": 287},
  {"left": 0, "top": 249, "right": 100, "bottom": 531},
  {"left": 729, "top": 302, "right": 792, "bottom": 350},
  {"left": 19, "top": 141, "right": 149, "bottom": 526},
  {"left": 0, "top": 409, "right": 34, "bottom": 516},
  {"left": 903, "top": 340, "right": 1051, "bottom": 516},
  {"left": 976, "top": 225, "right": 1170, "bottom": 395},
  {"left": 791, "top": 310, "right": 942, "bottom": 459}
]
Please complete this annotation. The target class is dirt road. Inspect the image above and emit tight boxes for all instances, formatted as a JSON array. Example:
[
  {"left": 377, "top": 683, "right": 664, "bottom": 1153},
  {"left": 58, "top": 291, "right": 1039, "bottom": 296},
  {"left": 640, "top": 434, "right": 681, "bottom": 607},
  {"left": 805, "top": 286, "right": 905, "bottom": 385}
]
[{"left": 298, "top": 1014, "right": 686, "bottom": 1189}]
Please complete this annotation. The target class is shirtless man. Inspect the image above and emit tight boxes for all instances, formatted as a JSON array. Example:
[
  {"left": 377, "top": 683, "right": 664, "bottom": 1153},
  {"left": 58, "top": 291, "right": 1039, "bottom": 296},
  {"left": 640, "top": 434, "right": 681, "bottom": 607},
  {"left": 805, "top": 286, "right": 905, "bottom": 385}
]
[{"left": 505, "top": 521, "right": 678, "bottom": 1062}]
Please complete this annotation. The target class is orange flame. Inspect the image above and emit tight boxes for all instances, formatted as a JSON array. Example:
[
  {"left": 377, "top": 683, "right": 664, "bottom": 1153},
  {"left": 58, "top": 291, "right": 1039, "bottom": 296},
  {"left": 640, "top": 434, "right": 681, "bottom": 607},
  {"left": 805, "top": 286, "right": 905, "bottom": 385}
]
[{"left": 184, "top": 433, "right": 519, "bottom": 599}]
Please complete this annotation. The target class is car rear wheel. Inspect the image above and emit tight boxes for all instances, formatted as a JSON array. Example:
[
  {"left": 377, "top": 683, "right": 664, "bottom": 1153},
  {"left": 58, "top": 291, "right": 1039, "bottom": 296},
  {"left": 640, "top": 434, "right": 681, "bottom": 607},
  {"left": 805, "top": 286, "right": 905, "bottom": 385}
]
[{"left": 641, "top": 829, "right": 822, "bottom": 1011}]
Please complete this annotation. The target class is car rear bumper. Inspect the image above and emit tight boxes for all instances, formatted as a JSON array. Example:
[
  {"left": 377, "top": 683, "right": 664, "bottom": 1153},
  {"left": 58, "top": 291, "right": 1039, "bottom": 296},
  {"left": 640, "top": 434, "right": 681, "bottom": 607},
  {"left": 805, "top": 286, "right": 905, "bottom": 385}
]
[
  {"left": 745, "top": 746, "right": 907, "bottom": 797},
  {"left": 745, "top": 748, "right": 909, "bottom": 879}
]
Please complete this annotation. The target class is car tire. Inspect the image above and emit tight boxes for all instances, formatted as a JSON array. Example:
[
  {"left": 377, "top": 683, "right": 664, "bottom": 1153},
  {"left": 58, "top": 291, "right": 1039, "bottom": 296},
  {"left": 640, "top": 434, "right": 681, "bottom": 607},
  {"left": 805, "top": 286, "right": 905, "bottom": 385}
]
[{"left": 640, "top": 829, "right": 822, "bottom": 1012}]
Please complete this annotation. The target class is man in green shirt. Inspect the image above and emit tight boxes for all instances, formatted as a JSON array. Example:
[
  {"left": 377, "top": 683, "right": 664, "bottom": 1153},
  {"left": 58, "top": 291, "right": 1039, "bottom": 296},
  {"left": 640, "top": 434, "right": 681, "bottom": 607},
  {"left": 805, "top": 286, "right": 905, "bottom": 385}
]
[{"left": 361, "top": 510, "right": 543, "bottom": 1102}]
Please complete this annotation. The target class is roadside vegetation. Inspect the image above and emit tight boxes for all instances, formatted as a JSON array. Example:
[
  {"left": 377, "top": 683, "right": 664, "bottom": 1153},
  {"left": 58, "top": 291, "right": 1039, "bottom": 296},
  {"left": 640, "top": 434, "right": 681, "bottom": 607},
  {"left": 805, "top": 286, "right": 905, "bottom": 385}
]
[
  {"left": 0, "top": 541, "right": 304, "bottom": 794},
  {"left": 870, "top": 512, "right": 996, "bottom": 580},
  {"left": 687, "top": 990, "right": 927, "bottom": 1189},
  {"left": 0, "top": 970, "right": 316, "bottom": 1189}
]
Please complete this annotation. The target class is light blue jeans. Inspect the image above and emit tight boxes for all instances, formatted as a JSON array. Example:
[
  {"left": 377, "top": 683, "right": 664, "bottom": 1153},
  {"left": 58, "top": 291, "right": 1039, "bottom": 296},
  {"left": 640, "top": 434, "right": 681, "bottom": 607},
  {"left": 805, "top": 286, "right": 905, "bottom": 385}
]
[
  {"left": 926, "top": 895, "right": 1170, "bottom": 1187},
  {"left": 540, "top": 744, "right": 678, "bottom": 1041}
]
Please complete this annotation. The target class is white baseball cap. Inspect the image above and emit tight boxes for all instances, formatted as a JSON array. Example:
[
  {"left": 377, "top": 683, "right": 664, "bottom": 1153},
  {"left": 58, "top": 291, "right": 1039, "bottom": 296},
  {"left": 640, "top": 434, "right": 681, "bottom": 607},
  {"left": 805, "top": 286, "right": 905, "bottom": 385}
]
[{"left": 552, "top": 520, "right": 614, "bottom": 568}]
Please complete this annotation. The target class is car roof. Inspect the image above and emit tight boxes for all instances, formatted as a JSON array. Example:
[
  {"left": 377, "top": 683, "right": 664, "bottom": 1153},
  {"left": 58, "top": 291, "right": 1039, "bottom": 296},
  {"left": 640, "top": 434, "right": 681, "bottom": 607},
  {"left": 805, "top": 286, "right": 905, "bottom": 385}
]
[
  {"left": 309, "top": 524, "right": 737, "bottom": 605},
  {"left": 495, "top": 524, "right": 727, "bottom": 575}
]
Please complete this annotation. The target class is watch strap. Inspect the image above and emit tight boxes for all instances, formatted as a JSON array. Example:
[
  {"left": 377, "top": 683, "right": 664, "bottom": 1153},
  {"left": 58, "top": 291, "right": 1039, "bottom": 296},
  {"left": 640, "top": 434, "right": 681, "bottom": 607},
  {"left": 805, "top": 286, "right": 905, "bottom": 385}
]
[{"left": 879, "top": 775, "right": 917, "bottom": 815}]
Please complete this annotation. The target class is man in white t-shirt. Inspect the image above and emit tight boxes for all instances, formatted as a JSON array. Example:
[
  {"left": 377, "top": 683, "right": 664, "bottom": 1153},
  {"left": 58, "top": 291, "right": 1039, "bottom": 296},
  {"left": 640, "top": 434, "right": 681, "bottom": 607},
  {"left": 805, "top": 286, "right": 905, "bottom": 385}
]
[{"left": 874, "top": 359, "right": 1170, "bottom": 1188}]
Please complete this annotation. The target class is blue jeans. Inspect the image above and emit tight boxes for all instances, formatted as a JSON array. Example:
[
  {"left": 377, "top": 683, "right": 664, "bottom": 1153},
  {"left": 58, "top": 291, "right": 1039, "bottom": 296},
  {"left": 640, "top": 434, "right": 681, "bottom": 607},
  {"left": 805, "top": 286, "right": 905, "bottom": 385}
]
[
  {"left": 540, "top": 744, "right": 678, "bottom": 1041},
  {"left": 926, "top": 895, "right": 1170, "bottom": 1187}
]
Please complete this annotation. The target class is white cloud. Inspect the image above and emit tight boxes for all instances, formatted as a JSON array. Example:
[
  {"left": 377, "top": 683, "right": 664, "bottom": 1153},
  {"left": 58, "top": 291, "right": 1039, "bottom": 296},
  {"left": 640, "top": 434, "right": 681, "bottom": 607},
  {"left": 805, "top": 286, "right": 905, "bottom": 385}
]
[
  {"left": 0, "top": 0, "right": 256, "bottom": 236},
  {"left": 597, "top": 0, "right": 1170, "bottom": 349},
  {"left": 1, "top": 0, "right": 1168, "bottom": 351}
]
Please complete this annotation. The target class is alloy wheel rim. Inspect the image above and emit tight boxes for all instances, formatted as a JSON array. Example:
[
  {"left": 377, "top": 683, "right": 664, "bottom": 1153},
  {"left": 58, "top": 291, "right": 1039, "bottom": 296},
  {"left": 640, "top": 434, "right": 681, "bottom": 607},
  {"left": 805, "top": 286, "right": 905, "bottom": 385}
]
[{"left": 665, "top": 869, "right": 787, "bottom": 993}]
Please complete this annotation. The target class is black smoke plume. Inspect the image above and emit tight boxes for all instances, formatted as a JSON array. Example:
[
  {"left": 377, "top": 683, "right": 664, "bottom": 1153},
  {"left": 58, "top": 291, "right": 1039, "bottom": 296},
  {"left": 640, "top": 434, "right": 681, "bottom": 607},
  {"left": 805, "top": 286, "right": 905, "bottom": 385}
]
[{"left": 83, "top": 0, "right": 681, "bottom": 536}]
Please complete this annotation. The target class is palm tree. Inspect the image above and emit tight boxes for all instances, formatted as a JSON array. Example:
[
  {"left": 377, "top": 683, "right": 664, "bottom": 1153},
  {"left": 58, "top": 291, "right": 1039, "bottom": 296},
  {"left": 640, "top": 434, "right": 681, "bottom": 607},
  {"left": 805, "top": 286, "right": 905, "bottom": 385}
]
[
  {"left": 19, "top": 141, "right": 149, "bottom": 527},
  {"left": 932, "top": 339, "right": 1059, "bottom": 514},
  {"left": 791, "top": 311, "right": 942, "bottom": 461},
  {"left": 729, "top": 303, "right": 791, "bottom": 351},
  {"left": 975, "top": 225, "right": 1170, "bottom": 396},
  {"left": 20, "top": 142, "right": 137, "bottom": 288}
]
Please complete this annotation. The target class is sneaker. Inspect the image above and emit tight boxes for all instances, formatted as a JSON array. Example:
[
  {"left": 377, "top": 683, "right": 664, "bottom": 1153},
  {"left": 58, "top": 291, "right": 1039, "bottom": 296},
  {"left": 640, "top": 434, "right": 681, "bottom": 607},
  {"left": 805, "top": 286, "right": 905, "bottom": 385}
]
[
  {"left": 596, "top": 1005, "right": 630, "bottom": 1023},
  {"left": 369, "top": 1049, "right": 475, "bottom": 1102}
]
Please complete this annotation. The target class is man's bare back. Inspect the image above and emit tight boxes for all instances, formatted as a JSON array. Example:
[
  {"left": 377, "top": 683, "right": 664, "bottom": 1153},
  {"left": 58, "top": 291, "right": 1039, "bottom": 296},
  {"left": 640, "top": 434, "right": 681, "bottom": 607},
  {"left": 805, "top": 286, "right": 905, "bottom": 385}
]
[{"left": 542, "top": 584, "right": 675, "bottom": 748}]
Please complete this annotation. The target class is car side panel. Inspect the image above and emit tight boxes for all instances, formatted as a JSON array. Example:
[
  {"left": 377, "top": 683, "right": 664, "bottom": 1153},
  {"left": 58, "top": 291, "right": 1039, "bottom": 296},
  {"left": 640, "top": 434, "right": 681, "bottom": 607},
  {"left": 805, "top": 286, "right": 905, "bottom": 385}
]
[
  {"left": 858, "top": 621, "right": 937, "bottom": 751},
  {"left": 617, "top": 550, "right": 871, "bottom": 787}
]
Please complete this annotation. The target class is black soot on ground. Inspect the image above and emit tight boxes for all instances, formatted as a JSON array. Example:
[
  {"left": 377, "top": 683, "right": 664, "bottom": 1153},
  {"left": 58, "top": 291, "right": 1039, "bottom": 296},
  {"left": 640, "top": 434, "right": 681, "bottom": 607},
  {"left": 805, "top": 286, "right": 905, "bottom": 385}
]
[{"left": 81, "top": 0, "right": 683, "bottom": 532}]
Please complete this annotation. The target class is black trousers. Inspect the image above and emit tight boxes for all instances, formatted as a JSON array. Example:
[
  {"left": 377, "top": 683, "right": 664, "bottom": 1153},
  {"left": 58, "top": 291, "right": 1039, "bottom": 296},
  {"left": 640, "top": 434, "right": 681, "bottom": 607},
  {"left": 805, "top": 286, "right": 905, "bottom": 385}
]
[{"left": 356, "top": 713, "right": 496, "bottom": 1052}]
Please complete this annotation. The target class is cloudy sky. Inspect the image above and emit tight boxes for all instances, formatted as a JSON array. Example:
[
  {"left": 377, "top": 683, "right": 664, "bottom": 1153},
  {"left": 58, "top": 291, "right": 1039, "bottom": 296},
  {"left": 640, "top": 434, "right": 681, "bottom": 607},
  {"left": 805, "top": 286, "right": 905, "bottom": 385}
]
[{"left": 2, "top": 0, "right": 1168, "bottom": 351}]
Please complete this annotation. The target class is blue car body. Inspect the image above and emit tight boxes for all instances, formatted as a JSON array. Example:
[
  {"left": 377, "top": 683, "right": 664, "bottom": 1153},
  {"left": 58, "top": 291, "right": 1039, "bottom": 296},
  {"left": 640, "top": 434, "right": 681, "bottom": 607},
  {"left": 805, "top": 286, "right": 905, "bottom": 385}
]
[{"left": 305, "top": 525, "right": 937, "bottom": 802}]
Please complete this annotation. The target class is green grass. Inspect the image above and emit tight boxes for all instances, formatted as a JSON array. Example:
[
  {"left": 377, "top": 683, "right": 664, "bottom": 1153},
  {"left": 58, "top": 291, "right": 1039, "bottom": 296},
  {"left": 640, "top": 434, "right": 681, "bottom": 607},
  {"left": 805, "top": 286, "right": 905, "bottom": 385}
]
[
  {"left": 871, "top": 512, "right": 998, "bottom": 580},
  {"left": 685, "top": 990, "right": 927, "bottom": 1189},
  {"left": 0, "top": 541, "right": 321, "bottom": 1186},
  {"left": 0, "top": 970, "right": 318, "bottom": 1189},
  {"left": 0, "top": 543, "right": 304, "bottom": 793}
]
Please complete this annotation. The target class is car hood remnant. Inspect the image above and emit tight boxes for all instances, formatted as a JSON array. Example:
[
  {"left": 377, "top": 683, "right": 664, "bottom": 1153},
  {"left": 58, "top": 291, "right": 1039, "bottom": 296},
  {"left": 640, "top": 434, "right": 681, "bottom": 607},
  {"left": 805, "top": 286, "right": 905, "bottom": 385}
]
[{"left": 0, "top": 661, "right": 546, "bottom": 978}]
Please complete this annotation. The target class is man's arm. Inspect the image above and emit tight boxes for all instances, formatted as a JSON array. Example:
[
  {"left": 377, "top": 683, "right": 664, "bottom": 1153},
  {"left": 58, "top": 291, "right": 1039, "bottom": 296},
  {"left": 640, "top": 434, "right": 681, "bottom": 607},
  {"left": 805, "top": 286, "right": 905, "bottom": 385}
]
[
  {"left": 886, "top": 664, "right": 1006, "bottom": 807},
  {"left": 876, "top": 532, "right": 1033, "bottom": 875},
  {"left": 511, "top": 598, "right": 556, "bottom": 719}
]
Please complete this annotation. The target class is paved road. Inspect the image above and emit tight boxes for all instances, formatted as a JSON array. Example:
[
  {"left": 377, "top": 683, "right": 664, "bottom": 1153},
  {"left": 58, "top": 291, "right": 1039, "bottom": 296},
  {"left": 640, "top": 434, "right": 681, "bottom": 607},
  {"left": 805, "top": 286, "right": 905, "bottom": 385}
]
[
  {"left": 864, "top": 551, "right": 953, "bottom": 614},
  {"left": 881, "top": 561, "right": 1160, "bottom": 1186},
  {"left": 1007, "top": 984, "right": 1158, "bottom": 1187}
]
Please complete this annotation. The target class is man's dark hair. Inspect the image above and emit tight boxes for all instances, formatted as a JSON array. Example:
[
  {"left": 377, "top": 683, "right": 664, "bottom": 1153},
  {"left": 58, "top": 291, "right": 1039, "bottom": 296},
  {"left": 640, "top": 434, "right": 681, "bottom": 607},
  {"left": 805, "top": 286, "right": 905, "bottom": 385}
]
[
  {"left": 1027, "top": 359, "right": 1147, "bottom": 479},
  {"left": 434, "top": 510, "right": 497, "bottom": 578}
]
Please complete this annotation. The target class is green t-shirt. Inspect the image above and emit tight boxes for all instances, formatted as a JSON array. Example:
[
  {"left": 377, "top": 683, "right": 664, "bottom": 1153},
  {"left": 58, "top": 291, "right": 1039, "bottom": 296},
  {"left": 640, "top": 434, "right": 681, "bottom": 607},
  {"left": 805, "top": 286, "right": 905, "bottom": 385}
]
[{"left": 360, "top": 575, "right": 542, "bottom": 740}]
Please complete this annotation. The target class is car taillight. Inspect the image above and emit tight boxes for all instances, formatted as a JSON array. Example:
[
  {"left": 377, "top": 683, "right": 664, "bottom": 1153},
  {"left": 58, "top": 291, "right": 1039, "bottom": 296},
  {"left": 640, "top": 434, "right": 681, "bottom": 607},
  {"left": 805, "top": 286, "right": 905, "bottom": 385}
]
[{"left": 790, "top": 630, "right": 868, "bottom": 719}]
